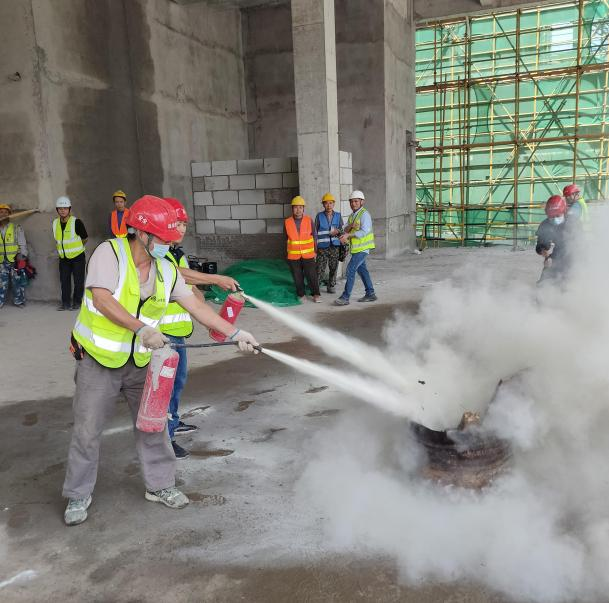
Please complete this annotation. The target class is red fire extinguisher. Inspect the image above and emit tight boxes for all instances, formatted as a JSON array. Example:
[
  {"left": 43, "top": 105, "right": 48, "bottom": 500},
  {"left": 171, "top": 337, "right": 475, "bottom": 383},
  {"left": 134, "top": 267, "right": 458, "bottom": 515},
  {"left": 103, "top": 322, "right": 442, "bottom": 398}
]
[
  {"left": 136, "top": 347, "right": 180, "bottom": 433},
  {"left": 210, "top": 291, "right": 246, "bottom": 342}
]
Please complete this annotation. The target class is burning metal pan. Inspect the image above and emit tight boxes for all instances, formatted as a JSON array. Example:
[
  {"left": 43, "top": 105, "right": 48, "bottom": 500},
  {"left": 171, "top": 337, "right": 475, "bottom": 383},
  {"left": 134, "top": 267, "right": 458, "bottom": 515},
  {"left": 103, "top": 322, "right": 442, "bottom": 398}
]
[{"left": 412, "top": 382, "right": 513, "bottom": 489}]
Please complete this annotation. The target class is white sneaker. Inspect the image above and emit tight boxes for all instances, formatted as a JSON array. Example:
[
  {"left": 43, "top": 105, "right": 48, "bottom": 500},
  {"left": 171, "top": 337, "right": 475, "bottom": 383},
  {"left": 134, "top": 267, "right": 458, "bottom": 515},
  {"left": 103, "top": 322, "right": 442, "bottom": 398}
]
[
  {"left": 145, "top": 487, "right": 189, "bottom": 509},
  {"left": 64, "top": 495, "right": 92, "bottom": 526}
]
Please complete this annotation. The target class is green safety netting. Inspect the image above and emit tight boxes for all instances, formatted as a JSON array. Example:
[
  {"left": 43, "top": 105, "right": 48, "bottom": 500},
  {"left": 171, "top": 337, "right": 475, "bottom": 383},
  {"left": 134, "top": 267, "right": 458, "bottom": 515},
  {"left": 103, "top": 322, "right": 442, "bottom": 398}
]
[
  {"left": 415, "top": 0, "right": 609, "bottom": 247},
  {"left": 205, "top": 259, "right": 303, "bottom": 307}
]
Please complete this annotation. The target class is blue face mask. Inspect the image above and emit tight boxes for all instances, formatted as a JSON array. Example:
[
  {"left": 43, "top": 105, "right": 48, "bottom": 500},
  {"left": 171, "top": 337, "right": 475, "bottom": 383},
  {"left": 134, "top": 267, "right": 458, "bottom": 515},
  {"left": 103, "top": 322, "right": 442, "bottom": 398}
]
[
  {"left": 149, "top": 243, "right": 170, "bottom": 259},
  {"left": 550, "top": 216, "right": 565, "bottom": 225}
]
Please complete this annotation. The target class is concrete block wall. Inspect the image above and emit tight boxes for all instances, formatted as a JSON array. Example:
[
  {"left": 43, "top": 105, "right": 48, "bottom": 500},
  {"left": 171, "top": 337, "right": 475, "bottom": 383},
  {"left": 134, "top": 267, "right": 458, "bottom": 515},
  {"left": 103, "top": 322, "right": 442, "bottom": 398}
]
[
  {"left": 192, "top": 157, "right": 299, "bottom": 238},
  {"left": 192, "top": 151, "right": 352, "bottom": 267}
]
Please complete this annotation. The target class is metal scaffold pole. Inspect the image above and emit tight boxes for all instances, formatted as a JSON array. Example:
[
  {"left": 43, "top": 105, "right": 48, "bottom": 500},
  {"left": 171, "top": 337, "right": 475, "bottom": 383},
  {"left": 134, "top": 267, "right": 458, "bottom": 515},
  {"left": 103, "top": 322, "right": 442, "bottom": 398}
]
[{"left": 415, "top": 0, "right": 609, "bottom": 247}]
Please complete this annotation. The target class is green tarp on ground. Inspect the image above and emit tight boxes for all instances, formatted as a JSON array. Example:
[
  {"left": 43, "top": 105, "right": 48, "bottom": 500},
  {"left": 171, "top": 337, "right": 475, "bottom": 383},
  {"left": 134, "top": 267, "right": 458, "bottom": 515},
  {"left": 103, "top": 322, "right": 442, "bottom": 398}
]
[{"left": 205, "top": 259, "right": 303, "bottom": 307}]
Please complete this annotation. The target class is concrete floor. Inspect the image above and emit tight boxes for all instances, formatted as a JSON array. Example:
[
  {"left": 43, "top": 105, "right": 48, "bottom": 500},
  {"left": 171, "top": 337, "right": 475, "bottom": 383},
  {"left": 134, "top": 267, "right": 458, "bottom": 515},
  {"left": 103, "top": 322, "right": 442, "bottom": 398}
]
[{"left": 0, "top": 248, "right": 540, "bottom": 602}]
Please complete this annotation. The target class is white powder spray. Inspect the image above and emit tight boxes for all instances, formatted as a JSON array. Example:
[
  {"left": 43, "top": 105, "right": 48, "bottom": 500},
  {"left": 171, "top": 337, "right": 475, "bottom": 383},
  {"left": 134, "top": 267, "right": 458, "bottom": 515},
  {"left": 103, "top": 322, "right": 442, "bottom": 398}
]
[
  {"left": 248, "top": 295, "right": 411, "bottom": 394},
  {"left": 261, "top": 208, "right": 609, "bottom": 601},
  {"left": 262, "top": 348, "right": 440, "bottom": 425}
]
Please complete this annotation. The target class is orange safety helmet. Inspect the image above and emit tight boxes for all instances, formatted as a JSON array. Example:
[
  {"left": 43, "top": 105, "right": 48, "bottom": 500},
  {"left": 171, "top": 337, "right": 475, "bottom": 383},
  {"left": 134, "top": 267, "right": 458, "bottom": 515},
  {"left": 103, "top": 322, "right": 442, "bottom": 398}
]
[
  {"left": 164, "top": 197, "right": 189, "bottom": 223},
  {"left": 126, "top": 195, "right": 182, "bottom": 242},
  {"left": 545, "top": 195, "right": 567, "bottom": 218}
]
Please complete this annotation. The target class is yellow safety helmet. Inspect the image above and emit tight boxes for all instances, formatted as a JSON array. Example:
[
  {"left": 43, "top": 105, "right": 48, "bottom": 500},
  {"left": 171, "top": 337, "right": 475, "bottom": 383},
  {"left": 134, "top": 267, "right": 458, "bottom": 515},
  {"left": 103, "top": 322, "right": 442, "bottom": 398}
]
[
  {"left": 0, "top": 203, "right": 11, "bottom": 213},
  {"left": 321, "top": 193, "right": 335, "bottom": 203},
  {"left": 291, "top": 196, "right": 306, "bottom": 206},
  {"left": 113, "top": 190, "right": 127, "bottom": 201}
]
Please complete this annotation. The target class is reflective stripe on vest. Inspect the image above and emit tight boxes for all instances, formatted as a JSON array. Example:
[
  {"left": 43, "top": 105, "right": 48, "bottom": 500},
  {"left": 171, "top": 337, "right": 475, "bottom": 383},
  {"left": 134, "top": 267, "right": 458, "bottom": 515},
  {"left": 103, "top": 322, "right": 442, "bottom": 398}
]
[
  {"left": 72, "top": 237, "right": 177, "bottom": 368},
  {"left": 285, "top": 215, "right": 315, "bottom": 260},
  {"left": 316, "top": 211, "right": 341, "bottom": 248},
  {"left": 0, "top": 223, "right": 19, "bottom": 262},
  {"left": 348, "top": 208, "right": 375, "bottom": 254},
  {"left": 53, "top": 216, "right": 85, "bottom": 259},
  {"left": 111, "top": 209, "right": 130, "bottom": 238},
  {"left": 159, "top": 253, "right": 194, "bottom": 337}
]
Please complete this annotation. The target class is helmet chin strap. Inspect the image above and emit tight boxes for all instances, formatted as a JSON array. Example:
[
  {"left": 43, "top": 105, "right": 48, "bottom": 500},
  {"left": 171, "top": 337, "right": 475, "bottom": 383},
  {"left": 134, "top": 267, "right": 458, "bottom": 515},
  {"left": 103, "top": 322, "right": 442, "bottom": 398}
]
[{"left": 137, "top": 231, "right": 155, "bottom": 259}]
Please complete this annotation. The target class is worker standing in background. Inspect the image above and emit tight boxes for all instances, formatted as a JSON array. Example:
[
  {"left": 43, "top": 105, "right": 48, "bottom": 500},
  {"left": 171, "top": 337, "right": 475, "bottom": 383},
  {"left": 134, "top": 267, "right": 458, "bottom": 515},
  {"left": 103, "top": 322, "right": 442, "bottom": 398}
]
[
  {"left": 314, "top": 193, "right": 343, "bottom": 294},
  {"left": 0, "top": 203, "right": 28, "bottom": 309},
  {"left": 160, "top": 197, "right": 240, "bottom": 460},
  {"left": 563, "top": 184, "right": 589, "bottom": 223},
  {"left": 53, "top": 196, "right": 88, "bottom": 311},
  {"left": 536, "top": 195, "right": 569, "bottom": 284},
  {"left": 335, "top": 190, "right": 377, "bottom": 306},
  {"left": 109, "top": 190, "right": 130, "bottom": 238},
  {"left": 285, "top": 196, "right": 321, "bottom": 303},
  {"left": 63, "top": 195, "right": 259, "bottom": 526}
]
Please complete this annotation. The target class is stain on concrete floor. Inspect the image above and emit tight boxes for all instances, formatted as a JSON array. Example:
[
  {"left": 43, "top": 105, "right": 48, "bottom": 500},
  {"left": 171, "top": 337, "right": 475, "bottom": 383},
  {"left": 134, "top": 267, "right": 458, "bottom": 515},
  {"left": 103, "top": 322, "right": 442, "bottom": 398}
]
[
  {"left": 189, "top": 445, "right": 234, "bottom": 458},
  {"left": 235, "top": 399, "right": 255, "bottom": 412},
  {"left": 306, "top": 385, "right": 328, "bottom": 394},
  {"left": 22, "top": 413, "right": 38, "bottom": 426}
]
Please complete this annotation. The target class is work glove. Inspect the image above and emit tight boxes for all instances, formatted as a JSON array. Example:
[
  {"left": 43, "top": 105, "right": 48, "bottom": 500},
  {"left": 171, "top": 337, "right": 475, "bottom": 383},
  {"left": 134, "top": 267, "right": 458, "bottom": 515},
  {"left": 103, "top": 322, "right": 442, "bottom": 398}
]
[
  {"left": 229, "top": 329, "right": 260, "bottom": 354},
  {"left": 136, "top": 326, "right": 168, "bottom": 350}
]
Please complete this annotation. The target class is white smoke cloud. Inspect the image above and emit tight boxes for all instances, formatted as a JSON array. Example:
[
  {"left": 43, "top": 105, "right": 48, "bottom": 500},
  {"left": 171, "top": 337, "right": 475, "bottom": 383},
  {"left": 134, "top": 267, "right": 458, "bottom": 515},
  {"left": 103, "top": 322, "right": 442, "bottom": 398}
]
[{"left": 293, "top": 206, "right": 609, "bottom": 601}]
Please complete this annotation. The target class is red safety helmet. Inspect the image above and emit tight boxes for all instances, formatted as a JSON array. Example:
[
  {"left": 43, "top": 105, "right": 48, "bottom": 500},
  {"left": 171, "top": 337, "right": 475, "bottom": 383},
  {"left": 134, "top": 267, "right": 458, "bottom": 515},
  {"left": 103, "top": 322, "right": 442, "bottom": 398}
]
[
  {"left": 563, "top": 184, "right": 580, "bottom": 197},
  {"left": 126, "top": 195, "right": 182, "bottom": 242},
  {"left": 164, "top": 197, "right": 189, "bottom": 223},
  {"left": 545, "top": 195, "right": 567, "bottom": 218}
]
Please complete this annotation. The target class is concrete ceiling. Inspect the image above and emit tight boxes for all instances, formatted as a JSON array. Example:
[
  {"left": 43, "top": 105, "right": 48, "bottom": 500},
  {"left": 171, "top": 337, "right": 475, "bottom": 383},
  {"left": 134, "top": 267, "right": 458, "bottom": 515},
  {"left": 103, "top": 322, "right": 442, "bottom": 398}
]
[
  {"left": 413, "top": 0, "right": 558, "bottom": 21},
  {"left": 171, "top": 0, "right": 287, "bottom": 7},
  {"left": 171, "top": 0, "right": 558, "bottom": 21}
]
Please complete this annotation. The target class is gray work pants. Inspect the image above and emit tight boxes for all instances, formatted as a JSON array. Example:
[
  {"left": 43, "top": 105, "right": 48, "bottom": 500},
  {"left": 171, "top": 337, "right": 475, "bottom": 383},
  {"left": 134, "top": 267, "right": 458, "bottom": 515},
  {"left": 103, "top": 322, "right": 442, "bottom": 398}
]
[{"left": 62, "top": 354, "right": 176, "bottom": 499}]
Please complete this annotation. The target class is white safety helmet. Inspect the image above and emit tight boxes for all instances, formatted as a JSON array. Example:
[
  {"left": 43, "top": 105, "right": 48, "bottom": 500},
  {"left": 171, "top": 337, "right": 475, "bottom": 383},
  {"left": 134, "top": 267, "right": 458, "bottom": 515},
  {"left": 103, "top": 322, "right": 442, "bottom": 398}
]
[
  {"left": 55, "top": 196, "right": 72, "bottom": 208},
  {"left": 350, "top": 190, "right": 365, "bottom": 201}
]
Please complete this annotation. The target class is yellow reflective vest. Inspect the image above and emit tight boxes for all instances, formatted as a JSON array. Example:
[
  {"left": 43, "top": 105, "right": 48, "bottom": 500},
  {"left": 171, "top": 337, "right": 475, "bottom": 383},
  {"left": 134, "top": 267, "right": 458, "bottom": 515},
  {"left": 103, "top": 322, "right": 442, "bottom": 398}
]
[
  {"left": 72, "top": 237, "right": 177, "bottom": 368},
  {"left": 159, "top": 253, "right": 193, "bottom": 338},
  {"left": 0, "top": 223, "right": 19, "bottom": 262},
  {"left": 348, "top": 208, "right": 375, "bottom": 254},
  {"left": 53, "top": 216, "right": 85, "bottom": 259},
  {"left": 578, "top": 198, "right": 589, "bottom": 222}
]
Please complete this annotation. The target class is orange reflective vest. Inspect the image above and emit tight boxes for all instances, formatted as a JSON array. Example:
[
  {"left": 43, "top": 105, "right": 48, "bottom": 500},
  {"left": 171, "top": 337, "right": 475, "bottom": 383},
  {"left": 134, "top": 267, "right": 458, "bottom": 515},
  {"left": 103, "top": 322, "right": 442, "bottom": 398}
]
[
  {"left": 111, "top": 209, "right": 130, "bottom": 238},
  {"left": 285, "top": 215, "right": 315, "bottom": 260}
]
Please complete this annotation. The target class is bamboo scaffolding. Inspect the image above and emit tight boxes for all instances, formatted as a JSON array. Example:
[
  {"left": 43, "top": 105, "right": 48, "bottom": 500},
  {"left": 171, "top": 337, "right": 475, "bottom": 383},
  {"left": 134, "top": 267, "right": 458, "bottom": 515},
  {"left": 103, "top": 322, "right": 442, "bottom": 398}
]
[{"left": 415, "top": 0, "right": 609, "bottom": 247}]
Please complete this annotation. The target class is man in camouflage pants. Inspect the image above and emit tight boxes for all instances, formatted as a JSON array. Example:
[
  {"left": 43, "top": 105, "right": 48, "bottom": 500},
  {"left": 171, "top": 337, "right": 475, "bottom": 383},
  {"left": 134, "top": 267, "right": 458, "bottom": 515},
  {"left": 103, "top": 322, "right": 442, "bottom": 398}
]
[
  {"left": 0, "top": 204, "right": 28, "bottom": 308},
  {"left": 314, "top": 193, "right": 343, "bottom": 294}
]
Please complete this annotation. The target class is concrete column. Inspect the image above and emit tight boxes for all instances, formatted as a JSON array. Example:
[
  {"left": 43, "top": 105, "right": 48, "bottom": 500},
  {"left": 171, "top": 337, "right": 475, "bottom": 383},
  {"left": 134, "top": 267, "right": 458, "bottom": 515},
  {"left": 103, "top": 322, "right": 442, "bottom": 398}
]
[
  {"left": 291, "top": 0, "right": 340, "bottom": 205},
  {"left": 336, "top": 0, "right": 415, "bottom": 256},
  {"left": 384, "top": 0, "right": 416, "bottom": 255}
]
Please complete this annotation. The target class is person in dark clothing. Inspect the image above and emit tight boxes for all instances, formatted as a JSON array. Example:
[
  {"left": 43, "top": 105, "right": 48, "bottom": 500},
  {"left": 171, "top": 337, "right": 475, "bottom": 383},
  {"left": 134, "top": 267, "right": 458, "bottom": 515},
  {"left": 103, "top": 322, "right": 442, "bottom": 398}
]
[
  {"left": 536, "top": 195, "right": 569, "bottom": 284},
  {"left": 52, "top": 196, "right": 88, "bottom": 310}
]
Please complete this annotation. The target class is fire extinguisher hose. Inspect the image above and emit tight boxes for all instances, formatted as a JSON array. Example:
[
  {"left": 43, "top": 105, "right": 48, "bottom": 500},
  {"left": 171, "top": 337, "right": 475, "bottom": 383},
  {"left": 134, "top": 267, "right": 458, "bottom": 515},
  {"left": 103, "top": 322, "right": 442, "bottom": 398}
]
[{"left": 170, "top": 341, "right": 262, "bottom": 352}]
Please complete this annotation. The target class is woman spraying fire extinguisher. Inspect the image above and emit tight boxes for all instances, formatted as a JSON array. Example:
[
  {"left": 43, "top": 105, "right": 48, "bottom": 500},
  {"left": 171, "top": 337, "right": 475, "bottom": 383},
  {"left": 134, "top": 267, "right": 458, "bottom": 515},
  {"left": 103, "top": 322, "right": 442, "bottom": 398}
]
[{"left": 159, "top": 198, "right": 241, "bottom": 460}]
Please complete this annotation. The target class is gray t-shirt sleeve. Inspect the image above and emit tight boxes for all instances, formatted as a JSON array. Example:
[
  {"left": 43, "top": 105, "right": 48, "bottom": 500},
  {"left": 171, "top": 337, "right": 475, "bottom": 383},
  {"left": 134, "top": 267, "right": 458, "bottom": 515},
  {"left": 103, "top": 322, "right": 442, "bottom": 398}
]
[
  {"left": 170, "top": 270, "right": 194, "bottom": 302},
  {"left": 85, "top": 242, "right": 119, "bottom": 292}
]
